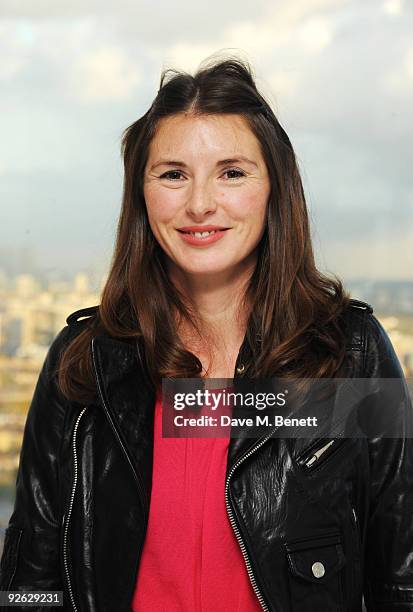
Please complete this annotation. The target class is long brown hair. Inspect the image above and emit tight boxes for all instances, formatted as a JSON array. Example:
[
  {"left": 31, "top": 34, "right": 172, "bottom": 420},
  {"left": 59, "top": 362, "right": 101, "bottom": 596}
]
[{"left": 58, "top": 55, "right": 352, "bottom": 404}]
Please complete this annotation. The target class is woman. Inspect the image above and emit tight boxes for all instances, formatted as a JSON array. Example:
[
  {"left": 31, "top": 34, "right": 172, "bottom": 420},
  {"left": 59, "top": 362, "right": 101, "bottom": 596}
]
[{"left": 1, "top": 57, "right": 412, "bottom": 612}]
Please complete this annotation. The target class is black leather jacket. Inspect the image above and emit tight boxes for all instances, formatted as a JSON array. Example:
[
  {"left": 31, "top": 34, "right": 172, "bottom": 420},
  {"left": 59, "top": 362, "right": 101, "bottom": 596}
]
[{"left": 1, "top": 298, "right": 413, "bottom": 611}]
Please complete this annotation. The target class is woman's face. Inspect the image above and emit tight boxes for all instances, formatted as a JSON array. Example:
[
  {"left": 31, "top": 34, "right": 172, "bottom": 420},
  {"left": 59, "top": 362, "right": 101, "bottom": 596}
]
[{"left": 143, "top": 112, "right": 271, "bottom": 280}]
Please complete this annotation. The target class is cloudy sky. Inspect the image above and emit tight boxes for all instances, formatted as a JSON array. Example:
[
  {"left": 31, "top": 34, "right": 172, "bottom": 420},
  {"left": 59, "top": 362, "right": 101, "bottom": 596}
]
[{"left": 1, "top": 0, "right": 412, "bottom": 288}]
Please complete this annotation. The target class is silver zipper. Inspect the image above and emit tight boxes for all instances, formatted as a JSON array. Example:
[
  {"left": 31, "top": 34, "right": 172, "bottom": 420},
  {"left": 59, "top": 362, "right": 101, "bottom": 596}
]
[
  {"left": 352, "top": 506, "right": 360, "bottom": 547},
  {"left": 225, "top": 431, "right": 277, "bottom": 612},
  {"left": 352, "top": 506, "right": 357, "bottom": 524},
  {"left": 351, "top": 505, "right": 362, "bottom": 570},
  {"left": 63, "top": 406, "right": 88, "bottom": 612},
  {"left": 304, "top": 439, "right": 335, "bottom": 468},
  {"left": 225, "top": 353, "right": 273, "bottom": 612}
]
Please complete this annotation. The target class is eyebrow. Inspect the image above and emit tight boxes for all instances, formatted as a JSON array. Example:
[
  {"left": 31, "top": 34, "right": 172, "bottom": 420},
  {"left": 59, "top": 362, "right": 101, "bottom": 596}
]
[{"left": 149, "top": 156, "right": 258, "bottom": 171}]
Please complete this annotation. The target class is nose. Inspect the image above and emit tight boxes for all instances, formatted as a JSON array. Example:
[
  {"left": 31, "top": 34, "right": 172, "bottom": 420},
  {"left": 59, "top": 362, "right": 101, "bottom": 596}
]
[{"left": 185, "top": 179, "right": 217, "bottom": 218}]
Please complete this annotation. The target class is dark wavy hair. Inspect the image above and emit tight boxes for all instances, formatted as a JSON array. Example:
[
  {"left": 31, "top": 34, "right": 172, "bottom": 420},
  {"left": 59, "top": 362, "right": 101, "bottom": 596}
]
[{"left": 57, "top": 54, "right": 352, "bottom": 404}]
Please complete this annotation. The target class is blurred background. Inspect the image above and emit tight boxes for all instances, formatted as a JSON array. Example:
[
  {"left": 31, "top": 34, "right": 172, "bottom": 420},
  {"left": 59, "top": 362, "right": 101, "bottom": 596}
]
[{"left": 1, "top": 0, "right": 412, "bottom": 557}]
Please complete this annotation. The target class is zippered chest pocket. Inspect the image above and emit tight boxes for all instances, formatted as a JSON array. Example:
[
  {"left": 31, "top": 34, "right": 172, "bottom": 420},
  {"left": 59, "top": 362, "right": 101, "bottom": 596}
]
[
  {"left": 296, "top": 437, "right": 349, "bottom": 472},
  {"left": 285, "top": 532, "right": 346, "bottom": 611}
]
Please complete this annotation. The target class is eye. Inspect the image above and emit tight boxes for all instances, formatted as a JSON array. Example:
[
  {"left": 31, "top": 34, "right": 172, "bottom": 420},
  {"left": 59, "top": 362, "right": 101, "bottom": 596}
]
[
  {"left": 159, "top": 170, "right": 185, "bottom": 181},
  {"left": 223, "top": 168, "right": 246, "bottom": 180}
]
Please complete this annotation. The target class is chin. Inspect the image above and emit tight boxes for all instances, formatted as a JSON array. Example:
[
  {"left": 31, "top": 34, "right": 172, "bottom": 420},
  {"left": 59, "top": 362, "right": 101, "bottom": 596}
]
[{"left": 179, "top": 262, "right": 234, "bottom": 276}]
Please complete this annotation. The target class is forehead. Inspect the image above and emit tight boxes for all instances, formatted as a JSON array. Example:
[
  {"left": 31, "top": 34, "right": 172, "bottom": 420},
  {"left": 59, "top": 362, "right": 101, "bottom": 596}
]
[{"left": 147, "top": 113, "right": 261, "bottom": 158}]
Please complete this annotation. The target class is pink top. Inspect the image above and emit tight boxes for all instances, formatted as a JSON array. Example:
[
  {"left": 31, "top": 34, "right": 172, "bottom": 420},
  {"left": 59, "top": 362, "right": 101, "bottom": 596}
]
[{"left": 131, "top": 387, "right": 262, "bottom": 611}]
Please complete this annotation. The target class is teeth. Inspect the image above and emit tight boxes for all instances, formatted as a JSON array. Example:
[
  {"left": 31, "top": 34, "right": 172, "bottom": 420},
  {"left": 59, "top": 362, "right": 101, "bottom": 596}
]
[{"left": 186, "top": 230, "right": 218, "bottom": 237}]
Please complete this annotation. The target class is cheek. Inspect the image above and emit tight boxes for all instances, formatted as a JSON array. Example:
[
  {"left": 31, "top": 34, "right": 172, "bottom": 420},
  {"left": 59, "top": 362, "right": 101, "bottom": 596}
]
[
  {"left": 144, "top": 186, "right": 182, "bottom": 226},
  {"left": 225, "top": 186, "right": 268, "bottom": 224}
]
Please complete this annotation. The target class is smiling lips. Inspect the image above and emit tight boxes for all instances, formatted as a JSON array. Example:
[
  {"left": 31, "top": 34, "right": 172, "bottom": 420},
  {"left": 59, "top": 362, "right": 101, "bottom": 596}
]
[{"left": 177, "top": 225, "right": 230, "bottom": 246}]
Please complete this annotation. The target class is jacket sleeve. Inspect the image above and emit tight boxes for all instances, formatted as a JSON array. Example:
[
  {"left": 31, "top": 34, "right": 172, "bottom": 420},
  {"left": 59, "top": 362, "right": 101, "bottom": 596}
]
[
  {"left": 362, "top": 313, "right": 413, "bottom": 610},
  {"left": 0, "top": 325, "right": 74, "bottom": 602}
]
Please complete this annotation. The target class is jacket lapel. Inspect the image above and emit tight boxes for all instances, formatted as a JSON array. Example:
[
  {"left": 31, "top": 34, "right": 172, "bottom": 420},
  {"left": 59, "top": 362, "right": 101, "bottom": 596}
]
[{"left": 91, "top": 335, "right": 156, "bottom": 510}]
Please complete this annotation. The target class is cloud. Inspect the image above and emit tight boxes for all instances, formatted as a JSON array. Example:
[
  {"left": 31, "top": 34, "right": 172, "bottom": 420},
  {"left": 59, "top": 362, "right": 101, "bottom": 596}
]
[
  {"left": 294, "top": 15, "right": 334, "bottom": 50},
  {"left": 382, "top": 0, "right": 404, "bottom": 16},
  {"left": 0, "top": 0, "right": 412, "bottom": 280},
  {"left": 0, "top": 22, "right": 31, "bottom": 79},
  {"left": 0, "top": 0, "right": 99, "bottom": 19},
  {"left": 268, "top": 69, "right": 300, "bottom": 99},
  {"left": 68, "top": 46, "right": 142, "bottom": 101},
  {"left": 404, "top": 47, "right": 413, "bottom": 80}
]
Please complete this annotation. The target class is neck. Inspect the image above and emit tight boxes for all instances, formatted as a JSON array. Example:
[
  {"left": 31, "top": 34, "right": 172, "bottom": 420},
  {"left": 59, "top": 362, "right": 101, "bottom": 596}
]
[{"left": 167, "top": 255, "right": 256, "bottom": 353}]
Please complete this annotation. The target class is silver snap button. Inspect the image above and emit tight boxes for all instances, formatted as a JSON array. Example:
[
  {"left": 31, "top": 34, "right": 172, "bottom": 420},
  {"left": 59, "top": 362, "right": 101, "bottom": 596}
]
[
  {"left": 236, "top": 363, "right": 245, "bottom": 374},
  {"left": 311, "top": 561, "right": 325, "bottom": 578}
]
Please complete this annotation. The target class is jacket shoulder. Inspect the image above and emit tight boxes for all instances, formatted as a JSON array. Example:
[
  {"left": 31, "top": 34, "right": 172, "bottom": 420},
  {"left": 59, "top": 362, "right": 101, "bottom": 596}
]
[
  {"left": 343, "top": 298, "right": 404, "bottom": 378},
  {"left": 347, "top": 298, "right": 373, "bottom": 314},
  {"left": 42, "top": 305, "right": 100, "bottom": 360},
  {"left": 341, "top": 298, "right": 374, "bottom": 353},
  {"left": 363, "top": 308, "right": 405, "bottom": 378},
  {"left": 66, "top": 305, "right": 100, "bottom": 325}
]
